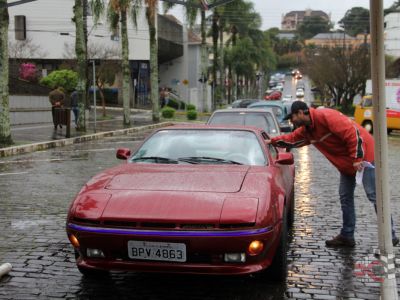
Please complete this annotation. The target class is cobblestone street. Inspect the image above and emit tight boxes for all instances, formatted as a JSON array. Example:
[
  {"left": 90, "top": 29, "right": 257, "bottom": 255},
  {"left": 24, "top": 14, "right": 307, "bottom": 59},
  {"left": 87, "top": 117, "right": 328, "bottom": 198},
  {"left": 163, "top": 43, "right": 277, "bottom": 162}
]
[{"left": 0, "top": 133, "right": 399, "bottom": 299}]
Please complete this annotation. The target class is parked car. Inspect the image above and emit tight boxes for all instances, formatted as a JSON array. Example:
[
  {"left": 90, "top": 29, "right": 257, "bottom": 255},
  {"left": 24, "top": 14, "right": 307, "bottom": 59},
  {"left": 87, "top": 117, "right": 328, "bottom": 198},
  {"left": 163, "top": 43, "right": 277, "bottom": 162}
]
[
  {"left": 264, "top": 91, "right": 282, "bottom": 100},
  {"left": 282, "top": 95, "right": 293, "bottom": 102},
  {"left": 295, "top": 88, "right": 305, "bottom": 98},
  {"left": 230, "top": 99, "right": 261, "bottom": 108},
  {"left": 207, "top": 108, "right": 281, "bottom": 136},
  {"left": 66, "top": 125, "right": 295, "bottom": 280},
  {"left": 248, "top": 101, "right": 293, "bottom": 132}
]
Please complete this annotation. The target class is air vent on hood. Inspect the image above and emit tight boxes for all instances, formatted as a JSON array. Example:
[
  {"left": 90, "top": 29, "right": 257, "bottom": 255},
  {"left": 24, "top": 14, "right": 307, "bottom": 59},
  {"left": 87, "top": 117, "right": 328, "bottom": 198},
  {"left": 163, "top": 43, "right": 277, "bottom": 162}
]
[
  {"left": 73, "top": 217, "right": 101, "bottom": 225},
  {"left": 219, "top": 223, "right": 255, "bottom": 229}
]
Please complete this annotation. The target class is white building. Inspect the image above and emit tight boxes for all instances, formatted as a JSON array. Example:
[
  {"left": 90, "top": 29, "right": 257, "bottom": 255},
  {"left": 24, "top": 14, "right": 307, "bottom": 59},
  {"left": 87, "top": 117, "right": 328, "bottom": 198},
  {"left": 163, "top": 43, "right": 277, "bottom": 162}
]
[
  {"left": 7, "top": 0, "right": 208, "bottom": 111},
  {"left": 8, "top": 0, "right": 150, "bottom": 62},
  {"left": 385, "top": 11, "right": 400, "bottom": 58}
]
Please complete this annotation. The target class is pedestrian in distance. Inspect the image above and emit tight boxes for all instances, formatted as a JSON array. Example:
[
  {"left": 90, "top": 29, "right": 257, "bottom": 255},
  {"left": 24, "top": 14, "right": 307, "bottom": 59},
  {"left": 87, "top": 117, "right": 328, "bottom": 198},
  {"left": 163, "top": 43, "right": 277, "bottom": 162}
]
[
  {"left": 49, "top": 86, "right": 65, "bottom": 130},
  {"left": 70, "top": 90, "right": 79, "bottom": 128},
  {"left": 266, "top": 100, "right": 399, "bottom": 248}
]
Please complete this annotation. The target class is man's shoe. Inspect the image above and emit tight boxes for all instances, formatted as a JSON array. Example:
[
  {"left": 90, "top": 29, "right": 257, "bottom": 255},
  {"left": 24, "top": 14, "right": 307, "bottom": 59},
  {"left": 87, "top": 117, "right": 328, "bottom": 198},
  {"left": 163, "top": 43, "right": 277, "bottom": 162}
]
[
  {"left": 325, "top": 234, "right": 355, "bottom": 247},
  {"left": 393, "top": 237, "right": 399, "bottom": 246}
]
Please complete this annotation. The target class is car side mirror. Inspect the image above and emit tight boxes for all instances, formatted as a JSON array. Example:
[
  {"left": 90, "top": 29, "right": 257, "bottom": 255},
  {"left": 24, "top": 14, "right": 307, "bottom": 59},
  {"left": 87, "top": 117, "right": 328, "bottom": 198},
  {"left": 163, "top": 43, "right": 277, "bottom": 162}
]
[
  {"left": 275, "top": 152, "right": 294, "bottom": 165},
  {"left": 116, "top": 148, "right": 131, "bottom": 160}
]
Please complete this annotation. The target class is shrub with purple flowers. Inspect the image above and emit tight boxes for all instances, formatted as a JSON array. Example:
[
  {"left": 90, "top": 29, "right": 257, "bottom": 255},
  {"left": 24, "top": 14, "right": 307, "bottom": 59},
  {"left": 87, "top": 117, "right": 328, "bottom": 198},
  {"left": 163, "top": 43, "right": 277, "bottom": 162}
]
[{"left": 19, "top": 63, "right": 38, "bottom": 82}]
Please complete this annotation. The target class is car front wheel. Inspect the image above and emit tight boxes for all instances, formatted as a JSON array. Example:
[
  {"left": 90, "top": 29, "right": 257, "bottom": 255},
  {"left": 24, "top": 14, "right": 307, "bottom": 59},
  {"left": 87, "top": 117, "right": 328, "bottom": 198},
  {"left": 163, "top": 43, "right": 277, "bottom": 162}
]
[{"left": 258, "top": 209, "right": 288, "bottom": 281}]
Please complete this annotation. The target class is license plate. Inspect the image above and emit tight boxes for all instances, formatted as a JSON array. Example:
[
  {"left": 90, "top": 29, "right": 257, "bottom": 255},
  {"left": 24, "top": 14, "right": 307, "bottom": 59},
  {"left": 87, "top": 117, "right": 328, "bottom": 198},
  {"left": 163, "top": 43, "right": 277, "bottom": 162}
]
[{"left": 128, "top": 240, "right": 186, "bottom": 262}]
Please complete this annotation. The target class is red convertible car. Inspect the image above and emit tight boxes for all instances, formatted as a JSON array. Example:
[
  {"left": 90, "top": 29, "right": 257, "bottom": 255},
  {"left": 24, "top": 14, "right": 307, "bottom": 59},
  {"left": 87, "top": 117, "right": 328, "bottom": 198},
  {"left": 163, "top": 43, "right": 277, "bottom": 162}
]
[{"left": 66, "top": 125, "right": 295, "bottom": 280}]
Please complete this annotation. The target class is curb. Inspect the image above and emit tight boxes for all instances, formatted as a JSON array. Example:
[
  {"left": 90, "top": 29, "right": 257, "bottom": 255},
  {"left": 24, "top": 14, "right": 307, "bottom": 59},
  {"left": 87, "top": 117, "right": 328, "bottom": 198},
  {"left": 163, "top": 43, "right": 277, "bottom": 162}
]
[{"left": 0, "top": 122, "right": 174, "bottom": 158}]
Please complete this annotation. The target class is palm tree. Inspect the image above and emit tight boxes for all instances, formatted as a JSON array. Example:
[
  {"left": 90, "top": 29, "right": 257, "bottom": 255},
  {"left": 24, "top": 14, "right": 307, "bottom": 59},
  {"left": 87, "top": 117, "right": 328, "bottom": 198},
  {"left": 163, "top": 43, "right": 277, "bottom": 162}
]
[
  {"left": 145, "top": 0, "right": 160, "bottom": 122},
  {"left": 0, "top": 0, "right": 12, "bottom": 146},
  {"left": 91, "top": 0, "right": 139, "bottom": 125},
  {"left": 73, "top": 0, "right": 87, "bottom": 131}
]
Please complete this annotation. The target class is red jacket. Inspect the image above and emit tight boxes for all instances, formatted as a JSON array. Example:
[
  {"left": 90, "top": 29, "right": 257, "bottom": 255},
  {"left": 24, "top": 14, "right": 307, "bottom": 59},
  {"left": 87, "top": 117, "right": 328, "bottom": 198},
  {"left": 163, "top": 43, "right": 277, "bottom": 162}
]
[{"left": 271, "top": 107, "right": 374, "bottom": 176}]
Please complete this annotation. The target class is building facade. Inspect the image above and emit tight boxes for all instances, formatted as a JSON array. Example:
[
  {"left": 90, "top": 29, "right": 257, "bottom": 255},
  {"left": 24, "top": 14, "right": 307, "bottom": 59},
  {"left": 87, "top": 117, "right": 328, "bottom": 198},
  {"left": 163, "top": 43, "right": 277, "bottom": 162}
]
[
  {"left": 385, "top": 11, "right": 400, "bottom": 58},
  {"left": 281, "top": 9, "right": 331, "bottom": 31}
]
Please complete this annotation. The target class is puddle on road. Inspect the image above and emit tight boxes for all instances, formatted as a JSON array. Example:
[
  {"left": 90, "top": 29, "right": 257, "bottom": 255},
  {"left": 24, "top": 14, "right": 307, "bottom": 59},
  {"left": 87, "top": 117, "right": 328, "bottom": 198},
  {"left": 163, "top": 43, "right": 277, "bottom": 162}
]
[{"left": 11, "top": 219, "right": 56, "bottom": 230}]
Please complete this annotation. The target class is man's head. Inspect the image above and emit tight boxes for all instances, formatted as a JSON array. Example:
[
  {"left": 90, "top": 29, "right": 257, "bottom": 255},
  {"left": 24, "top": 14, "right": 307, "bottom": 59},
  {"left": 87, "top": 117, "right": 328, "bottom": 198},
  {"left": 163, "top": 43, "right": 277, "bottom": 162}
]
[{"left": 284, "top": 101, "right": 311, "bottom": 127}]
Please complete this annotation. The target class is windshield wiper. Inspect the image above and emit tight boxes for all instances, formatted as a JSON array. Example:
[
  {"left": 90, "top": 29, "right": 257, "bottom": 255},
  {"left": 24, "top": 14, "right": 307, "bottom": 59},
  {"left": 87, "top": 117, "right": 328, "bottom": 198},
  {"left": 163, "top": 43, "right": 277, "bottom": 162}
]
[
  {"left": 131, "top": 156, "right": 179, "bottom": 164},
  {"left": 178, "top": 156, "right": 243, "bottom": 165}
]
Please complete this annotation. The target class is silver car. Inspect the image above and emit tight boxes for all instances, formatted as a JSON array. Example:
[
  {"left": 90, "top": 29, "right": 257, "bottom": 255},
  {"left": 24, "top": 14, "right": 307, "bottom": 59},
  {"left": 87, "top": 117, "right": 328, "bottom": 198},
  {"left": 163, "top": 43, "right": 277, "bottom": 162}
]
[{"left": 206, "top": 108, "right": 281, "bottom": 136}]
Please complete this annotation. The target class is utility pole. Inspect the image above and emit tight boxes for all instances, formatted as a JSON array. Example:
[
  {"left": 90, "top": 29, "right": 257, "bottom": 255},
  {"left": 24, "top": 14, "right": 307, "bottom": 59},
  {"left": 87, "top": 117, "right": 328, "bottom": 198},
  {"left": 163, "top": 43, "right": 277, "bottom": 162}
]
[{"left": 369, "top": 0, "right": 398, "bottom": 298}]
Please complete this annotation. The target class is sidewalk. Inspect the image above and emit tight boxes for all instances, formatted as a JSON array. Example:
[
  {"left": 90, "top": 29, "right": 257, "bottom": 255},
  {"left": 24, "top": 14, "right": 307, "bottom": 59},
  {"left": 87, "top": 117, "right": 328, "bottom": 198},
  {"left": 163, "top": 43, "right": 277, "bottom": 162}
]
[{"left": 1, "top": 108, "right": 174, "bottom": 157}]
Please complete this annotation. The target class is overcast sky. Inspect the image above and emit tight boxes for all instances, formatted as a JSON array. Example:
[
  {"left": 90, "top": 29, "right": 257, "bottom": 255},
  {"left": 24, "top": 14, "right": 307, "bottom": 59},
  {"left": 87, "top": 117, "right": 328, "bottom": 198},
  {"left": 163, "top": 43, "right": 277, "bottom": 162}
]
[{"left": 168, "top": 0, "right": 395, "bottom": 30}]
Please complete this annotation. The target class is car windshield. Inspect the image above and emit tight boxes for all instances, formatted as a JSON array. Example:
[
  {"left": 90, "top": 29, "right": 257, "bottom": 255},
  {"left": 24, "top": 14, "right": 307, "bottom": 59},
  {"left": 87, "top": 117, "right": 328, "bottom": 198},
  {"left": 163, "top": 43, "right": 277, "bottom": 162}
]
[
  {"left": 130, "top": 129, "right": 267, "bottom": 166},
  {"left": 248, "top": 105, "right": 285, "bottom": 122},
  {"left": 208, "top": 112, "right": 279, "bottom": 135}
]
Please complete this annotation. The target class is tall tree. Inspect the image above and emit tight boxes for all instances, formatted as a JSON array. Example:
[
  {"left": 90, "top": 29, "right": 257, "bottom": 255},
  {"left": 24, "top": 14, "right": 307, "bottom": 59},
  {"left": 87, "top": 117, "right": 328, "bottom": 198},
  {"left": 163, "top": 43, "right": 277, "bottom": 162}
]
[
  {"left": 73, "top": 0, "right": 87, "bottom": 131},
  {"left": 145, "top": 0, "right": 160, "bottom": 121},
  {"left": 92, "top": 0, "right": 139, "bottom": 125},
  {"left": 339, "top": 7, "right": 370, "bottom": 37},
  {"left": 0, "top": 0, "right": 12, "bottom": 146},
  {"left": 304, "top": 45, "right": 370, "bottom": 113},
  {"left": 297, "top": 16, "right": 332, "bottom": 40}
]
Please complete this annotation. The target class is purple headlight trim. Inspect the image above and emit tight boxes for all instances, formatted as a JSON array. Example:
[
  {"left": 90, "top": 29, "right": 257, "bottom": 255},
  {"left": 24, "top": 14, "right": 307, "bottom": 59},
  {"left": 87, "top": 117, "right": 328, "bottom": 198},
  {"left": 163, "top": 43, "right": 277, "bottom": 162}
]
[{"left": 67, "top": 223, "right": 273, "bottom": 237}]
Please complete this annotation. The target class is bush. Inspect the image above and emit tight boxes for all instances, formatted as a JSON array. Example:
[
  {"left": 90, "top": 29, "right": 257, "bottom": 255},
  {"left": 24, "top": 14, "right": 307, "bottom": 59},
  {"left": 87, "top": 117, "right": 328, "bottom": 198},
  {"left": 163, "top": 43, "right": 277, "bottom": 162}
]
[
  {"left": 162, "top": 107, "right": 176, "bottom": 118},
  {"left": 167, "top": 97, "right": 186, "bottom": 110},
  {"left": 186, "top": 110, "right": 197, "bottom": 120},
  {"left": 19, "top": 63, "right": 38, "bottom": 82},
  {"left": 186, "top": 104, "right": 196, "bottom": 111},
  {"left": 40, "top": 69, "right": 78, "bottom": 92}
]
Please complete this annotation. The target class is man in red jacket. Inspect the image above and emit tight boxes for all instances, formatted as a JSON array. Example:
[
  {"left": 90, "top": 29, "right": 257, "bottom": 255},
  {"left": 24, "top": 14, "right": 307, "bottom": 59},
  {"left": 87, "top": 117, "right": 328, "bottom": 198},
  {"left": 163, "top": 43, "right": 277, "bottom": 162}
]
[{"left": 268, "top": 101, "right": 398, "bottom": 247}]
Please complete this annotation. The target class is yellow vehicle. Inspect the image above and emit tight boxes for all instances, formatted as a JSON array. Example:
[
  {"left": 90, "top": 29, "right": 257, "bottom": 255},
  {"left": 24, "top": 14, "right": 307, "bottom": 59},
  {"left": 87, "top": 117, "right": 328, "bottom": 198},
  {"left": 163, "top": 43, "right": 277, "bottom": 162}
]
[{"left": 354, "top": 95, "right": 400, "bottom": 134}]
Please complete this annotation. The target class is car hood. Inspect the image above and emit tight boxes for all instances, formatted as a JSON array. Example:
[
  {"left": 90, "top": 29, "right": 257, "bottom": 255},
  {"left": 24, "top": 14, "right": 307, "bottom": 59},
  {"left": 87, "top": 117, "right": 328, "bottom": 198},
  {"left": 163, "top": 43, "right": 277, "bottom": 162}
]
[
  {"left": 73, "top": 164, "right": 260, "bottom": 224},
  {"left": 105, "top": 164, "right": 250, "bottom": 193}
]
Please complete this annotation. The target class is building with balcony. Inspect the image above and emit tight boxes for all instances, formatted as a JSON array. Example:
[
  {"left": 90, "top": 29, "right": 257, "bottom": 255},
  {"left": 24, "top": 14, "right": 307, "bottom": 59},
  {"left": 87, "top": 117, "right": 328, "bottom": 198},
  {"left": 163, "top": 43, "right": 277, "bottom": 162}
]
[{"left": 281, "top": 9, "right": 331, "bottom": 31}]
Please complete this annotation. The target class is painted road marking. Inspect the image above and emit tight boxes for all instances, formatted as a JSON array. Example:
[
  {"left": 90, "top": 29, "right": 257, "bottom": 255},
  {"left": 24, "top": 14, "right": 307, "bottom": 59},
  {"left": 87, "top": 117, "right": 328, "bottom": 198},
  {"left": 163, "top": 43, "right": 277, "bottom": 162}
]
[
  {"left": 0, "top": 171, "right": 29, "bottom": 176},
  {"left": 0, "top": 158, "right": 87, "bottom": 164}
]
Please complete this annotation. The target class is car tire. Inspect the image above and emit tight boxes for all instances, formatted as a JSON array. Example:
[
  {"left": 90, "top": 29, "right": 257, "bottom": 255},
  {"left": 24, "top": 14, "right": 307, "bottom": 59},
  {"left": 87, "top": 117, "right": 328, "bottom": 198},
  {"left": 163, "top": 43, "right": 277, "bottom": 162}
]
[
  {"left": 363, "top": 121, "right": 373, "bottom": 134},
  {"left": 287, "top": 192, "right": 295, "bottom": 228},
  {"left": 261, "top": 208, "right": 288, "bottom": 281},
  {"left": 74, "top": 250, "right": 109, "bottom": 277}
]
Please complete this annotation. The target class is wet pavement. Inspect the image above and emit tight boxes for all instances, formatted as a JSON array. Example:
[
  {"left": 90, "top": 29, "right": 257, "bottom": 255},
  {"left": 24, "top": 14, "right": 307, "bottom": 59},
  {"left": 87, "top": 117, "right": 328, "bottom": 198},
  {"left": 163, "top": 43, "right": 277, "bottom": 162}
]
[{"left": 0, "top": 131, "right": 399, "bottom": 299}]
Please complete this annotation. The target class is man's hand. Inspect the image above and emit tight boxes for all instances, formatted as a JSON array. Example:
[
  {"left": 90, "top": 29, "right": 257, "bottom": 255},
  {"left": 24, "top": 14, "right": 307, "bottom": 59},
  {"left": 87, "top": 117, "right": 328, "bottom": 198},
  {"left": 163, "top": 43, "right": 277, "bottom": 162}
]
[{"left": 353, "top": 161, "right": 363, "bottom": 172}]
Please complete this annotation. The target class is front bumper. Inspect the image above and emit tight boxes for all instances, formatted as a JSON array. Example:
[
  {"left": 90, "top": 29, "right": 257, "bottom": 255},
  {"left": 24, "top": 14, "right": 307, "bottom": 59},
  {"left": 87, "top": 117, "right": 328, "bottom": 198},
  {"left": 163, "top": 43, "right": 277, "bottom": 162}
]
[{"left": 67, "top": 223, "right": 280, "bottom": 275}]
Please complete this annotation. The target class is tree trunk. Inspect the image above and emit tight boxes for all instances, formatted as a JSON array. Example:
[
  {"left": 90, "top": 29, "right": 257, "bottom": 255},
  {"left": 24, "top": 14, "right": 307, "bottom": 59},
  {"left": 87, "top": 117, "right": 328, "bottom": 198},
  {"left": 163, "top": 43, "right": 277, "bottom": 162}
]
[
  {"left": 200, "top": 10, "right": 208, "bottom": 112},
  {"left": 121, "top": 9, "right": 131, "bottom": 125},
  {"left": 212, "top": 12, "right": 219, "bottom": 111},
  {"left": 147, "top": 4, "right": 160, "bottom": 122},
  {"left": 74, "top": 0, "right": 87, "bottom": 131},
  {"left": 0, "top": 1, "right": 12, "bottom": 146},
  {"left": 218, "top": 18, "right": 225, "bottom": 105}
]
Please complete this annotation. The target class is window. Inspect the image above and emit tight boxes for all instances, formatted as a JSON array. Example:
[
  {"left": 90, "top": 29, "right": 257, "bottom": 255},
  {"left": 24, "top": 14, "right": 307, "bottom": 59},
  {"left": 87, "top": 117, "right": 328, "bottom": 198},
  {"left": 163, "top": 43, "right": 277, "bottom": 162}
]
[{"left": 14, "top": 15, "right": 26, "bottom": 41}]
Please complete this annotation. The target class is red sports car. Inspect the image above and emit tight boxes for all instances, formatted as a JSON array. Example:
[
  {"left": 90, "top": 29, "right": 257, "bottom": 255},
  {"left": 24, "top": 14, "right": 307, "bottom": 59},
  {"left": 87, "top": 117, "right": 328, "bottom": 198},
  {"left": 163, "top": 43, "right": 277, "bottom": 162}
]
[{"left": 66, "top": 125, "right": 295, "bottom": 280}]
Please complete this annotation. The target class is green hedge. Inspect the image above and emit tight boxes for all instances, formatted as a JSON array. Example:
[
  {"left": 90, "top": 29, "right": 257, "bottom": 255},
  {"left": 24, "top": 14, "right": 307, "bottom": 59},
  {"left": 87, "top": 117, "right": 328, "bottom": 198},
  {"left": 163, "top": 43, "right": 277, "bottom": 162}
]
[
  {"left": 162, "top": 106, "right": 176, "bottom": 118},
  {"left": 186, "top": 104, "right": 196, "bottom": 111},
  {"left": 186, "top": 110, "right": 197, "bottom": 120}
]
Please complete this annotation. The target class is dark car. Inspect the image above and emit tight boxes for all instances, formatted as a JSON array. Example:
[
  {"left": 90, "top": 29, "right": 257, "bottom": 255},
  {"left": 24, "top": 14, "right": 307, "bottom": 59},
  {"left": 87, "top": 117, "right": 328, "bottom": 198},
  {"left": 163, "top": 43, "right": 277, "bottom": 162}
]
[
  {"left": 230, "top": 99, "right": 261, "bottom": 109},
  {"left": 66, "top": 125, "right": 295, "bottom": 280},
  {"left": 207, "top": 108, "right": 281, "bottom": 136}
]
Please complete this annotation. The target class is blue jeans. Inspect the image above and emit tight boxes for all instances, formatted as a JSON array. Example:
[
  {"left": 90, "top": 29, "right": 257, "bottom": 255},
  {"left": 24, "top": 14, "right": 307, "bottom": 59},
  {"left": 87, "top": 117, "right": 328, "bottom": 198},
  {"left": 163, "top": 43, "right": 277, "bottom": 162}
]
[
  {"left": 339, "top": 166, "right": 397, "bottom": 239},
  {"left": 72, "top": 107, "right": 79, "bottom": 126}
]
